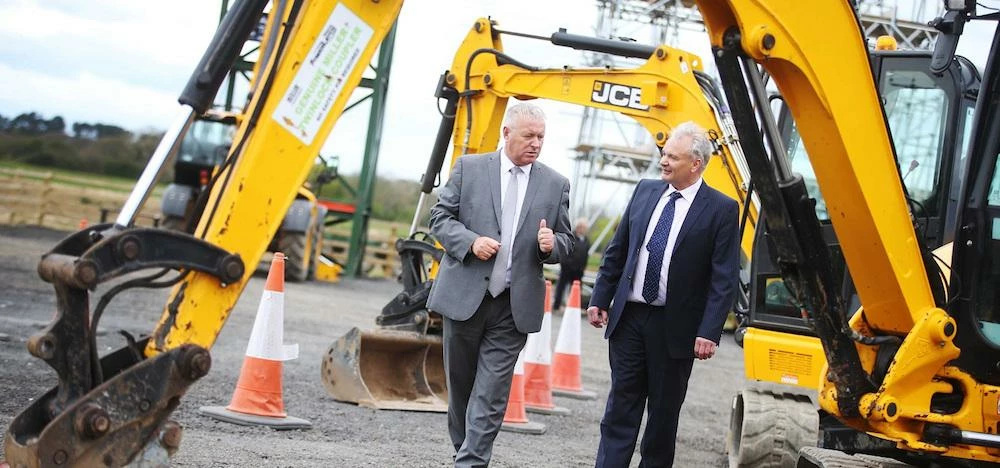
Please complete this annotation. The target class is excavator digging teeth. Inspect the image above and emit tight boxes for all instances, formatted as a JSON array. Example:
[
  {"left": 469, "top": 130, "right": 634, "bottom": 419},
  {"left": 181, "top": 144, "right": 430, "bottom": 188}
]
[{"left": 322, "top": 327, "right": 447, "bottom": 412}]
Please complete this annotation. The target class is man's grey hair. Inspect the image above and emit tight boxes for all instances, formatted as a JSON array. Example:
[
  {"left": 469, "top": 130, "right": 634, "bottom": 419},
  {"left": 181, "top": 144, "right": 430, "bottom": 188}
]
[
  {"left": 503, "top": 102, "right": 546, "bottom": 129},
  {"left": 669, "top": 121, "right": 714, "bottom": 168}
]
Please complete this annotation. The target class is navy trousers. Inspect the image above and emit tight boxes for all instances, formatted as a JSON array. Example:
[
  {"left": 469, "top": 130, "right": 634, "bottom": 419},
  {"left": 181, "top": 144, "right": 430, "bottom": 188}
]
[{"left": 596, "top": 301, "right": 695, "bottom": 468}]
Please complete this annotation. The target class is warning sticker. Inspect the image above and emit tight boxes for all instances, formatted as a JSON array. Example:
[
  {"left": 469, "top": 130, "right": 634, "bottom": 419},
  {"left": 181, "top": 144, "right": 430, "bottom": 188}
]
[{"left": 273, "top": 3, "right": 373, "bottom": 145}]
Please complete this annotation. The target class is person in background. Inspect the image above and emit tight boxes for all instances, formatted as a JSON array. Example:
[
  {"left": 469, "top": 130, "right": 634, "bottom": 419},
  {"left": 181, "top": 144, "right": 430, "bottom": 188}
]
[{"left": 552, "top": 218, "right": 591, "bottom": 310}]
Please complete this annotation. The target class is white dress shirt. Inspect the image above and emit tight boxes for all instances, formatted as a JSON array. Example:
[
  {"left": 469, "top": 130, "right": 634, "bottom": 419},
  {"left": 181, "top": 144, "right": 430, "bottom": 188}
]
[
  {"left": 628, "top": 177, "right": 703, "bottom": 305},
  {"left": 499, "top": 153, "right": 531, "bottom": 277}
]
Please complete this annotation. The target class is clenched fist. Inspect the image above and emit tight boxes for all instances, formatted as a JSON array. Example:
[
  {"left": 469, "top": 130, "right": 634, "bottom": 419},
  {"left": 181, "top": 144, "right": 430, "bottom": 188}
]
[
  {"left": 537, "top": 219, "right": 554, "bottom": 253},
  {"left": 587, "top": 306, "right": 608, "bottom": 328},
  {"left": 694, "top": 337, "right": 717, "bottom": 360},
  {"left": 472, "top": 236, "right": 501, "bottom": 260}
]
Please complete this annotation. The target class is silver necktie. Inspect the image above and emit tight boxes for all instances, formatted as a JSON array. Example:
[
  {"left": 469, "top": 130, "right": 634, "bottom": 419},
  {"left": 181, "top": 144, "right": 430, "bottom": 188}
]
[{"left": 488, "top": 166, "right": 522, "bottom": 297}]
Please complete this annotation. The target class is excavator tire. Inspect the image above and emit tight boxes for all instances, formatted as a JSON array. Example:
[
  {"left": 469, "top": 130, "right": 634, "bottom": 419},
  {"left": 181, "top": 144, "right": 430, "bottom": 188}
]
[
  {"left": 322, "top": 327, "right": 447, "bottom": 412},
  {"left": 728, "top": 389, "right": 818, "bottom": 468},
  {"left": 795, "top": 447, "right": 914, "bottom": 468},
  {"left": 280, "top": 231, "right": 309, "bottom": 282}
]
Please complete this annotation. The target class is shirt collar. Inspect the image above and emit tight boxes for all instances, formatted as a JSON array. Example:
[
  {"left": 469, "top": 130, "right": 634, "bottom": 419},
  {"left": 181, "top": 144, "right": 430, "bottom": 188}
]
[
  {"left": 500, "top": 150, "right": 532, "bottom": 174},
  {"left": 667, "top": 177, "right": 703, "bottom": 201}
]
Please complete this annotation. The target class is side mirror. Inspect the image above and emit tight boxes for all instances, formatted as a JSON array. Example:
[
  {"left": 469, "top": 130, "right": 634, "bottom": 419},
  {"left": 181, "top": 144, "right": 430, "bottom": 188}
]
[{"left": 929, "top": 5, "right": 973, "bottom": 74}]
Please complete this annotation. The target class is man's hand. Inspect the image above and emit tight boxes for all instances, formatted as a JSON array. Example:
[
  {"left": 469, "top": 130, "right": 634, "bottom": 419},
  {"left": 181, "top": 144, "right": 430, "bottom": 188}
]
[
  {"left": 694, "top": 337, "right": 717, "bottom": 360},
  {"left": 472, "top": 236, "right": 501, "bottom": 260},
  {"left": 538, "top": 219, "right": 554, "bottom": 253},
  {"left": 587, "top": 306, "right": 608, "bottom": 328}
]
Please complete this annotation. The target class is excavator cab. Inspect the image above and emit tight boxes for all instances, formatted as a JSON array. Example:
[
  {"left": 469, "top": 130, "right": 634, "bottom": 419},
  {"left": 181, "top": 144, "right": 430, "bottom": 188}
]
[
  {"left": 749, "top": 50, "right": 980, "bottom": 339},
  {"left": 731, "top": 49, "right": 982, "bottom": 463},
  {"left": 160, "top": 110, "right": 238, "bottom": 232},
  {"left": 950, "top": 12, "right": 1000, "bottom": 392},
  {"left": 158, "top": 108, "right": 329, "bottom": 281}
]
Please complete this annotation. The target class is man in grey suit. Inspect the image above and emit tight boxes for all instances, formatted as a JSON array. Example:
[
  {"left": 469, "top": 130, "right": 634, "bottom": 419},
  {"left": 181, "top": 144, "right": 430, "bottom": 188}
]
[{"left": 427, "top": 102, "right": 573, "bottom": 467}]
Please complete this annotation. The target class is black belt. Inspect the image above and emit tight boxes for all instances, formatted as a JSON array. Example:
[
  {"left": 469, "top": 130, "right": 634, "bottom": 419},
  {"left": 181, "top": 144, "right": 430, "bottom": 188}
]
[{"left": 624, "top": 301, "right": 658, "bottom": 312}]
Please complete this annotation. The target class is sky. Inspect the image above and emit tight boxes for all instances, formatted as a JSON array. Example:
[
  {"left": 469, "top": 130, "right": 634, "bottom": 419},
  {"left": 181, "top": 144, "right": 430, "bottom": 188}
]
[
  {"left": 0, "top": 0, "right": 623, "bottom": 181},
  {"left": 0, "top": 0, "right": 997, "bottom": 213}
]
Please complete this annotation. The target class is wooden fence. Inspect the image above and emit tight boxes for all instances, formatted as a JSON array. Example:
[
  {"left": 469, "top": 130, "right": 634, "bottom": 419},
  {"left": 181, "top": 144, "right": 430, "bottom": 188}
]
[
  {"left": 0, "top": 167, "right": 162, "bottom": 231},
  {"left": 0, "top": 167, "right": 401, "bottom": 279}
]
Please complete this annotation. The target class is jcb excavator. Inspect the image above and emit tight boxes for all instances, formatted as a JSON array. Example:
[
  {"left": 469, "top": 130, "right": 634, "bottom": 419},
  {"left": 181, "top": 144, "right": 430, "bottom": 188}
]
[
  {"left": 3, "top": 0, "right": 405, "bottom": 465},
  {"left": 159, "top": 109, "right": 329, "bottom": 282},
  {"left": 6, "top": 0, "right": 1000, "bottom": 467},
  {"left": 703, "top": 0, "right": 1000, "bottom": 466},
  {"left": 728, "top": 44, "right": 983, "bottom": 467},
  {"left": 320, "top": 16, "right": 760, "bottom": 412}
]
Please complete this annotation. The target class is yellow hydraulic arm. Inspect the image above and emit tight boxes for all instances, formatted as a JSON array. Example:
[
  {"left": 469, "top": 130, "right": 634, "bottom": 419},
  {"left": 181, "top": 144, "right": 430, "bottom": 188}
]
[
  {"left": 428, "top": 18, "right": 758, "bottom": 258},
  {"left": 3, "top": 1, "right": 404, "bottom": 466},
  {"left": 147, "top": 0, "right": 402, "bottom": 354},
  {"left": 696, "top": 0, "right": 1000, "bottom": 463}
]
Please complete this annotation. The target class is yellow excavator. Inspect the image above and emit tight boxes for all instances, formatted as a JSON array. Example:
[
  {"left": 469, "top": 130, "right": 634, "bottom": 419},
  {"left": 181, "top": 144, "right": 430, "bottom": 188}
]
[
  {"left": 320, "top": 16, "right": 759, "bottom": 412},
  {"left": 728, "top": 44, "right": 984, "bottom": 467},
  {"left": 2, "top": 0, "right": 405, "bottom": 465},
  {"left": 6, "top": 0, "right": 1000, "bottom": 467},
  {"left": 706, "top": 0, "right": 1000, "bottom": 466}
]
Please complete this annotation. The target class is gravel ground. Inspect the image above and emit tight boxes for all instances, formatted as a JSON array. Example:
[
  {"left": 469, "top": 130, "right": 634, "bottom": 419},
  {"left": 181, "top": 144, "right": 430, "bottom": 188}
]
[{"left": 0, "top": 225, "right": 746, "bottom": 467}]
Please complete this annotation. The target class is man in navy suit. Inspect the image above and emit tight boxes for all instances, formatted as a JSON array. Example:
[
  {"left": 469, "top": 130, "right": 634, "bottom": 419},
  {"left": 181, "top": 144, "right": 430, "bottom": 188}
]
[{"left": 587, "top": 121, "right": 740, "bottom": 467}]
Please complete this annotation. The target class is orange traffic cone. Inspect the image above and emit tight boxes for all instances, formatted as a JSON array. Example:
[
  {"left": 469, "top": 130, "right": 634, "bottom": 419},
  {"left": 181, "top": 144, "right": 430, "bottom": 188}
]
[
  {"left": 78, "top": 218, "right": 88, "bottom": 229},
  {"left": 199, "top": 253, "right": 311, "bottom": 429},
  {"left": 552, "top": 281, "right": 597, "bottom": 400},
  {"left": 500, "top": 349, "right": 546, "bottom": 435},
  {"left": 523, "top": 281, "right": 570, "bottom": 415}
]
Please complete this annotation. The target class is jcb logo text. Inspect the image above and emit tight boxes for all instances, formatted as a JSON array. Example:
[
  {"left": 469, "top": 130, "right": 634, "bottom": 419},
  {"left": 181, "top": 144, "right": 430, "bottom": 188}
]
[{"left": 591, "top": 81, "right": 648, "bottom": 111}]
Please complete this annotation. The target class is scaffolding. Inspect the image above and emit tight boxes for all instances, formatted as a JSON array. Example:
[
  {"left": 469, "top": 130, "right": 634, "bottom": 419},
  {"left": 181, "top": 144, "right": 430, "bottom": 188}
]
[{"left": 571, "top": 0, "right": 705, "bottom": 249}]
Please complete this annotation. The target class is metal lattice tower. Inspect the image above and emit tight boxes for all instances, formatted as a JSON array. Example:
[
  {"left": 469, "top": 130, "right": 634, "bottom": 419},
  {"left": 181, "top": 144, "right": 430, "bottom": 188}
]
[{"left": 571, "top": 0, "right": 705, "bottom": 248}]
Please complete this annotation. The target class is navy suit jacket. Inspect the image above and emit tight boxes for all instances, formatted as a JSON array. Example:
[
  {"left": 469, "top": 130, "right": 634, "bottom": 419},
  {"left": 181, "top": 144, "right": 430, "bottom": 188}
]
[{"left": 589, "top": 178, "right": 740, "bottom": 358}]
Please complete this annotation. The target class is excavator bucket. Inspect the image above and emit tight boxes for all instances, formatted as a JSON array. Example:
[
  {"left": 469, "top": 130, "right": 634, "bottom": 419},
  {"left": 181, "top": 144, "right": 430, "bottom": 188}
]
[{"left": 322, "top": 327, "right": 447, "bottom": 412}]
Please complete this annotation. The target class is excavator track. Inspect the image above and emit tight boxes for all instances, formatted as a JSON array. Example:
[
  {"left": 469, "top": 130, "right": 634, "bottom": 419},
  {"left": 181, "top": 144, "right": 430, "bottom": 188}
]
[{"left": 795, "top": 447, "right": 914, "bottom": 468}]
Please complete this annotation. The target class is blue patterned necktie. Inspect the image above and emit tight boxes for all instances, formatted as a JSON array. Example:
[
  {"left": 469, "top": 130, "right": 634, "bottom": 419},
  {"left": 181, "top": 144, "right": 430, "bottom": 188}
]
[{"left": 642, "top": 191, "right": 683, "bottom": 304}]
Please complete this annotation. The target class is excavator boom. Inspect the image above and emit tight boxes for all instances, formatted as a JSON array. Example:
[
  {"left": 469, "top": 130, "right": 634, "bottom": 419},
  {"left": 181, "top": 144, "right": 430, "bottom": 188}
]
[
  {"left": 3, "top": 1, "right": 404, "bottom": 465},
  {"left": 700, "top": 0, "right": 1000, "bottom": 464}
]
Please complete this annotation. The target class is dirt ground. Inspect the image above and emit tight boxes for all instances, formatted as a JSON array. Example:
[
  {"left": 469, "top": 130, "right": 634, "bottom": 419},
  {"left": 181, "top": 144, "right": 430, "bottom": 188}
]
[{"left": 0, "top": 225, "right": 746, "bottom": 467}]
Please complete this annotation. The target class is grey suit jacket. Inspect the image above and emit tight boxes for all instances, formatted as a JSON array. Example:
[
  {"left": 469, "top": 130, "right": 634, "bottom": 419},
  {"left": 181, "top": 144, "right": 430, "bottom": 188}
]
[{"left": 426, "top": 151, "right": 573, "bottom": 334}]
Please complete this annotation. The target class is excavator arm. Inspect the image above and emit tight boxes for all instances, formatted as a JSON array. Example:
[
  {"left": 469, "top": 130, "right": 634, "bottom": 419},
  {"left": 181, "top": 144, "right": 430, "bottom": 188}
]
[
  {"left": 3, "top": 1, "right": 404, "bottom": 466},
  {"left": 698, "top": 0, "right": 1000, "bottom": 464},
  {"left": 443, "top": 18, "right": 756, "bottom": 256}
]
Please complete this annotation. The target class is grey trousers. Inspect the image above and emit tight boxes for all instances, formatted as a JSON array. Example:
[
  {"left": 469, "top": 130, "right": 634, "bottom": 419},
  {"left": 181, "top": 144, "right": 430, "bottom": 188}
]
[{"left": 443, "top": 290, "right": 528, "bottom": 468}]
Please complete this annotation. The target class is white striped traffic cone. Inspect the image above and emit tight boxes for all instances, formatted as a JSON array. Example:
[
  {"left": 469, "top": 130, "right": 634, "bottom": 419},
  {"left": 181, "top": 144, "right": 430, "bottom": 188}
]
[
  {"left": 500, "top": 348, "right": 546, "bottom": 434},
  {"left": 552, "top": 280, "right": 597, "bottom": 400},
  {"left": 523, "top": 281, "right": 570, "bottom": 415},
  {"left": 199, "top": 253, "right": 312, "bottom": 429}
]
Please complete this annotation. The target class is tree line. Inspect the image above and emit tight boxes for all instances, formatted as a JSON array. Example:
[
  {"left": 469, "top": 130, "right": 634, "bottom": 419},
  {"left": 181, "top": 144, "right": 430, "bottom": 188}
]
[
  {"left": 0, "top": 111, "right": 431, "bottom": 224},
  {"left": 0, "top": 112, "right": 160, "bottom": 178}
]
